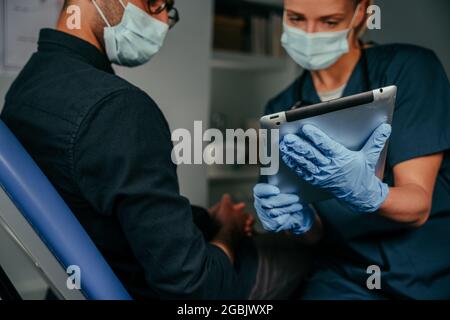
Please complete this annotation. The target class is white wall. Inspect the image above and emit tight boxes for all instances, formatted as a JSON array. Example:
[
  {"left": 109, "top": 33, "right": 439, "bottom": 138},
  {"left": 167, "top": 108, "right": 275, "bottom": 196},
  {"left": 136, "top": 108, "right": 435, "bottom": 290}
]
[
  {"left": 211, "top": 62, "right": 300, "bottom": 129},
  {"left": 0, "top": 76, "right": 14, "bottom": 107},
  {"left": 116, "top": 0, "right": 213, "bottom": 206}
]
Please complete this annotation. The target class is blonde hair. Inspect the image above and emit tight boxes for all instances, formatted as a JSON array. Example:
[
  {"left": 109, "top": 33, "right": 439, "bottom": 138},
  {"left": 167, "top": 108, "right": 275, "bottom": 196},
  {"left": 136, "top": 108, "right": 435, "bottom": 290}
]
[{"left": 354, "top": 0, "right": 374, "bottom": 39}]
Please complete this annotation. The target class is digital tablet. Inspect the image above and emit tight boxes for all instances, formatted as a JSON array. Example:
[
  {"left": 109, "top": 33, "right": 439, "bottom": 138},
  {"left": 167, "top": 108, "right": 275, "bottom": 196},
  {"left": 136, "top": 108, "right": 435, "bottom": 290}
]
[{"left": 260, "top": 86, "right": 397, "bottom": 203}]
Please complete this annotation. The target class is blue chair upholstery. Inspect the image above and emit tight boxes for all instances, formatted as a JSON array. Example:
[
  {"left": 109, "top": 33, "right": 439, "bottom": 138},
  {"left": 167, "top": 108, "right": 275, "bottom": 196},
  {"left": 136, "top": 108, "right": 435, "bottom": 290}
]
[{"left": 0, "top": 120, "right": 131, "bottom": 300}]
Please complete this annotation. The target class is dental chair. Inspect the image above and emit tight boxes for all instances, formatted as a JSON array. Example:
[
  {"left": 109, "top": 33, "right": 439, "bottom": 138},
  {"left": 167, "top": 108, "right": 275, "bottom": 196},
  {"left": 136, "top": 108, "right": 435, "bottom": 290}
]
[{"left": 0, "top": 120, "right": 131, "bottom": 300}]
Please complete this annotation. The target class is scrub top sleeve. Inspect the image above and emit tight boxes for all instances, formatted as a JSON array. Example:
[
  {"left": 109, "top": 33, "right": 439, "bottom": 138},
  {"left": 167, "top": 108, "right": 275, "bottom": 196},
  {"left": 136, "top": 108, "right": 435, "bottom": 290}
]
[{"left": 387, "top": 49, "right": 450, "bottom": 167}]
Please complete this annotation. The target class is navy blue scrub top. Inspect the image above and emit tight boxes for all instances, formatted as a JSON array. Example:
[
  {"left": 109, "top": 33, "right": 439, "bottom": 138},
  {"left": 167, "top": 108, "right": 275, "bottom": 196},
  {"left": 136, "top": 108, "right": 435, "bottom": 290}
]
[{"left": 265, "top": 44, "right": 450, "bottom": 299}]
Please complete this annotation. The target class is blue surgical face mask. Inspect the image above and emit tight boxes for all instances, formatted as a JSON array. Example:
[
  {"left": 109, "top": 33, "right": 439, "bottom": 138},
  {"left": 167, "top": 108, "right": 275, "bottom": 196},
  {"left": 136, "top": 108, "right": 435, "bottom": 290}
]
[
  {"left": 281, "top": 5, "right": 360, "bottom": 70},
  {"left": 92, "top": 0, "right": 169, "bottom": 67}
]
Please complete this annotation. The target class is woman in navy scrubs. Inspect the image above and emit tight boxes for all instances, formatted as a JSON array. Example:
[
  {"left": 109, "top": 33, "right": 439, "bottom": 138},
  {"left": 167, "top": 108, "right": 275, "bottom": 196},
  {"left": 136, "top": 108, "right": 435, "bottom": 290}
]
[{"left": 254, "top": 0, "right": 450, "bottom": 299}]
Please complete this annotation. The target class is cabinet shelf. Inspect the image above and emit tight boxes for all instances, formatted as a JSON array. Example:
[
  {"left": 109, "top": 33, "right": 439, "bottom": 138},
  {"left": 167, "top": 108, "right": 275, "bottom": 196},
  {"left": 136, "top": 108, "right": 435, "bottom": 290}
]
[
  {"left": 211, "top": 50, "right": 289, "bottom": 71},
  {"left": 207, "top": 166, "right": 260, "bottom": 181}
]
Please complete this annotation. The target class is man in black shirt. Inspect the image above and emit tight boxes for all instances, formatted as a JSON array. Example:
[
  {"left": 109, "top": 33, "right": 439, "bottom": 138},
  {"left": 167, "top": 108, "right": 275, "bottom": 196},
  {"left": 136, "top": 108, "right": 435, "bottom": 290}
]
[{"left": 1, "top": 0, "right": 311, "bottom": 299}]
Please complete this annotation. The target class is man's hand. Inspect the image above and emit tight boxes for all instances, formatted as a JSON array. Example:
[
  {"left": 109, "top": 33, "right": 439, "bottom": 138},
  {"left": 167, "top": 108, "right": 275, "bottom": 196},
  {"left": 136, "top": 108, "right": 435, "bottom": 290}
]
[
  {"left": 209, "top": 194, "right": 254, "bottom": 263},
  {"left": 209, "top": 194, "right": 254, "bottom": 237}
]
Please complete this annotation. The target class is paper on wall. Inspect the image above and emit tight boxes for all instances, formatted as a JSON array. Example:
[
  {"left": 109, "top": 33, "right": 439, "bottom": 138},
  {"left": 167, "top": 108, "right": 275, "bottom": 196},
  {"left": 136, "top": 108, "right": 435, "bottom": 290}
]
[{"left": 1, "top": 0, "right": 63, "bottom": 72}]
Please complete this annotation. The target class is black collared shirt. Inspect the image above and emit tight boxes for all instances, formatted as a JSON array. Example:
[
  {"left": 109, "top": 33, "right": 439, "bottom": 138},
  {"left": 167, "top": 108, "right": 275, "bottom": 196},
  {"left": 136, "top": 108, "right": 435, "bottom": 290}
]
[{"left": 1, "top": 29, "right": 256, "bottom": 299}]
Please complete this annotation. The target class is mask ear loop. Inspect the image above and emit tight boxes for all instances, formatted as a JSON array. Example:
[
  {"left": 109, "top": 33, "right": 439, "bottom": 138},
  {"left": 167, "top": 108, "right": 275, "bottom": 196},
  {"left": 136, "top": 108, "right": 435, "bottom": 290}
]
[
  {"left": 92, "top": 0, "right": 112, "bottom": 27},
  {"left": 117, "top": 0, "right": 126, "bottom": 9},
  {"left": 92, "top": 0, "right": 127, "bottom": 27}
]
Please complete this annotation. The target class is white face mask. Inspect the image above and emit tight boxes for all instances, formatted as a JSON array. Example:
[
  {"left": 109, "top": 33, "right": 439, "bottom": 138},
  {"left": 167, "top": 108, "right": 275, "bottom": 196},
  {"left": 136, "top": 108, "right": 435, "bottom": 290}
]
[
  {"left": 281, "top": 5, "right": 360, "bottom": 71},
  {"left": 92, "top": 0, "right": 169, "bottom": 67}
]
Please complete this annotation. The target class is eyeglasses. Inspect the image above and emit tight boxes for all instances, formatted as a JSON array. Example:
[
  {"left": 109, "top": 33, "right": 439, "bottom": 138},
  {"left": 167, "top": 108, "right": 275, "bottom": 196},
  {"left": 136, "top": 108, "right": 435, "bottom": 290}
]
[{"left": 148, "top": 0, "right": 179, "bottom": 29}]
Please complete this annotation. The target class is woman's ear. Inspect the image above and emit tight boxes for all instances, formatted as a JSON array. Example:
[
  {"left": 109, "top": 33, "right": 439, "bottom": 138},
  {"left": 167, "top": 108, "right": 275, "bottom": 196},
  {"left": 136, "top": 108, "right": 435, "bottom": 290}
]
[
  {"left": 352, "top": 2, "right": 366, "bottom": 29},
  {"left": 349, "top": 0, "right": 370, "bottom": 45}
]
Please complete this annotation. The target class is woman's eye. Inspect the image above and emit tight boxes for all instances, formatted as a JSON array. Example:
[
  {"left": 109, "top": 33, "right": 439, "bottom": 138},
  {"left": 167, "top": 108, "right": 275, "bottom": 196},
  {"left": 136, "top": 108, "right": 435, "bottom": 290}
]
[
  {"left": 288, "top": 15, "right": 304, "bottom": 22},
  {"left": 324, "top": 20, "right": 339, "bottom": 27}
]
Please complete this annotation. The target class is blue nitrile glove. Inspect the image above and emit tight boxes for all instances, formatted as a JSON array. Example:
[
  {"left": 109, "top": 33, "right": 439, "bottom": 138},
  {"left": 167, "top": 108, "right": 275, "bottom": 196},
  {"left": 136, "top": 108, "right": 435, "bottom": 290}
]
[
  {"left": 253, "top": 183, "right": 314, "bottom": 235},
  {"left": 279, "top": 123, "right": 391, "bottom": 213}
]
